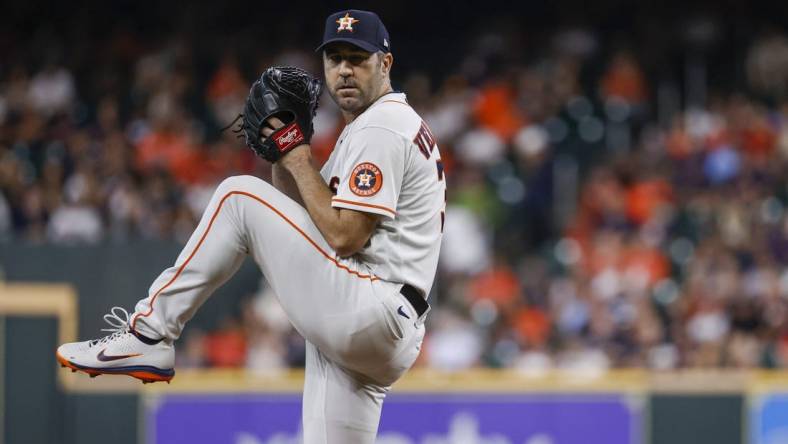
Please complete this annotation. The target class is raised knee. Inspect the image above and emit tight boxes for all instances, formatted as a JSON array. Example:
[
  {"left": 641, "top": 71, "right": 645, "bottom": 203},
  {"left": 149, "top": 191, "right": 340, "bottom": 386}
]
[{"left": 216, "top": 175, "right": 270, "bottom": 194}]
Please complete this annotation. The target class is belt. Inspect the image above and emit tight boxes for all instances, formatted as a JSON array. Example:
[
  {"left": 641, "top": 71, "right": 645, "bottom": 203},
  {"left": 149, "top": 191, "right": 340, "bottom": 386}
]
[{"left": 400, "top": 284, "right": 430, "bottom": 318}]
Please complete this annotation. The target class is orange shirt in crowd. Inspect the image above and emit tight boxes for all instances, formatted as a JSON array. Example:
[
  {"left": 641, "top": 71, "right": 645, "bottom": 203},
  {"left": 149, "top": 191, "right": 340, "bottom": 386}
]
[
  {"left": 626, "top": 179, "right": 673, "bottom": 226},
  {"left": 206, "top": 60, "right": 246, "bottom": 102},
  {"left": 473, "top": 83, "right": 526, "bottom": 141},
  {"left": 514, "top": 307, "right": 551, "bottom": 347},
  {"left": 136, "top": 131, "right": 188, "bottom": 170},
  {"left": 203, "top": 329, "right": 247, "bottom": 367},
  {"left": 170, "top": 147, "right": 211, "bottom": 185},
  {"left": 601, "top": 53, "right": 647, "bottom": 104},
  {"left": 137, "top": 131, "right": 256, "bottom": 185},
  {"left": 622, "top": 243, "right": 670, "bottom": 286},
  {"left": 469, "top": 264, "right": 521, "bottom": 307},
  {"left": 740, "top": 122, "right": 776, "bottom": 158}
]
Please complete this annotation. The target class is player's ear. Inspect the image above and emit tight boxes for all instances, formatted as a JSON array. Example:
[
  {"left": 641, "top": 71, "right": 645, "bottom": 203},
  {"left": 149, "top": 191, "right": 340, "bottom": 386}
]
[{"left": 381, "top": 52, "right": 393, "bottom": 75}]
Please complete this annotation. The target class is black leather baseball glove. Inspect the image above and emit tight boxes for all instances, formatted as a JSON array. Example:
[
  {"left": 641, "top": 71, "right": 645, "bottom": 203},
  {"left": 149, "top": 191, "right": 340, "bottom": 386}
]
[{"left": 235, "top": 66, "right": 322, "bottom": 162}]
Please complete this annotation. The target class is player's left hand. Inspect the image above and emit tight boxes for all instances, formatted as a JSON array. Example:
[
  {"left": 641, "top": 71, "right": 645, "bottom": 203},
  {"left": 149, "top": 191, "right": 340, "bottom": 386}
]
[
  {"left": 262, "top": 116, "right": 312, "bottom": 168},
  {"left": 261, "top": 116, "right": 286, "bottom": 137}
]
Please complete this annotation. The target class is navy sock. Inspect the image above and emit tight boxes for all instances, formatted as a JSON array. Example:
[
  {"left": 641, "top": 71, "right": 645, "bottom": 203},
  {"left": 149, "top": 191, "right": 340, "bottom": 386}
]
[{"left": 131, "top": 329, "right": 164, "bottom": 345}]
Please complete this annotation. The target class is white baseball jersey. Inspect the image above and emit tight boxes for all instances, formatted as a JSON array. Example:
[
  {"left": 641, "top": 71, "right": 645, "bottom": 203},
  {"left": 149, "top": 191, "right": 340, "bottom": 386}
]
[{"left": 320, "top": 92, "right": 446, "bottom": 296}]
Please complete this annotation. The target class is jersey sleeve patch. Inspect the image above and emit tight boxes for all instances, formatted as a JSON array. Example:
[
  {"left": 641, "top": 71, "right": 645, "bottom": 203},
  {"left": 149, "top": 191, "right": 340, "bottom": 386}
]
[{"left": 349, "top": 162, "right": 383, "bottom": 197}]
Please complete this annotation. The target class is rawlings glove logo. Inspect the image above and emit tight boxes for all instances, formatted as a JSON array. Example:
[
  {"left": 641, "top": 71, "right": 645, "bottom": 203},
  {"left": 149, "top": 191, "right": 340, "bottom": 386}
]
[
  {"left": 277, "top": 128, "right": 300, "bottom": 145},
  {"left": 273, "top": 123, "right": 305, "bottom": 152}
]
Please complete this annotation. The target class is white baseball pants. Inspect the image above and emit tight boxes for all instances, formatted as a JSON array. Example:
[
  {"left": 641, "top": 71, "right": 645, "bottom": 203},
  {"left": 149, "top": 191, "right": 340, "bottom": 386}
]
[{"left": 130, "top": 175, "right": 425, "bottom": 443}]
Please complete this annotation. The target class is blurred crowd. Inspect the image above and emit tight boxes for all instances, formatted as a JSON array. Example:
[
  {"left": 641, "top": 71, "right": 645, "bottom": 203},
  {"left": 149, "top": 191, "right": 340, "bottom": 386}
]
[{"left": 3, "top": 18, "right": 788, "bottom": 372}]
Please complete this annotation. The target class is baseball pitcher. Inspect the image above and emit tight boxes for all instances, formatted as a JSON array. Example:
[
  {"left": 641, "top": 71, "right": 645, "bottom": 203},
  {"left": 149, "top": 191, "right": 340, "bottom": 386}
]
[{"left": 56, "top": 9, "right": 445, "bottom": 443}]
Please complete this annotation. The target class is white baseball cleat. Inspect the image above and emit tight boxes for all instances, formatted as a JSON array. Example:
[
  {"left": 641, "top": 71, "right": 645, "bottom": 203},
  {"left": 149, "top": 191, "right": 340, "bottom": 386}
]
[{"left": 56, "top": 307, "right": 175, "bottom": 384}]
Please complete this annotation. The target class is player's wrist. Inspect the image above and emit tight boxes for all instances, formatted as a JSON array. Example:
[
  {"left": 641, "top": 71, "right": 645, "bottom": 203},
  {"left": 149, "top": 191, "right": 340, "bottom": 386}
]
[{"left": 279, "top": 144, "right": 312, "bottom": 172}]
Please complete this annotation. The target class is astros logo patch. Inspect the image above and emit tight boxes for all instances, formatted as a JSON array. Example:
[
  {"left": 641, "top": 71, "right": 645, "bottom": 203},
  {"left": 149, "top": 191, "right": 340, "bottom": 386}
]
[
  {"left": 336, "top": 13, "right": 359, "bottom": 32},
  {"left": 350, "top": 162, "right": 383, "bottom": 197}
]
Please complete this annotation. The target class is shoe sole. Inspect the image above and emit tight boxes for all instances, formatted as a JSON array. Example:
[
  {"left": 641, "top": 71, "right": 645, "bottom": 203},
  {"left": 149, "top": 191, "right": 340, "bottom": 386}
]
[{"left": 56, "top": 352, "right": 174, "bottom": 384}]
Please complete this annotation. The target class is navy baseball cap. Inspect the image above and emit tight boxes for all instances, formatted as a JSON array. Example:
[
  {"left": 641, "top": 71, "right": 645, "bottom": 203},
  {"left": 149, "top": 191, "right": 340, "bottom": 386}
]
[{"left": 316, "top": 9, "right": 391, "bottom": 54}]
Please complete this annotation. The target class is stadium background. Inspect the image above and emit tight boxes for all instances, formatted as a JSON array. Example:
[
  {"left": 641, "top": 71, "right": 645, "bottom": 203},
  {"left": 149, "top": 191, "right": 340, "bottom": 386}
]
[{"left": 2, "top": 0, "right": 788, "bottom": 443}]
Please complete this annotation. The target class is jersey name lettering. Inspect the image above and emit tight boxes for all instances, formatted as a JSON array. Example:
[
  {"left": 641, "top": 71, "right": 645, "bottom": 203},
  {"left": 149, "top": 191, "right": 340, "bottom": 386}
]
[{"left": 413, "top": 121, "right": 436, "bottom": 159}]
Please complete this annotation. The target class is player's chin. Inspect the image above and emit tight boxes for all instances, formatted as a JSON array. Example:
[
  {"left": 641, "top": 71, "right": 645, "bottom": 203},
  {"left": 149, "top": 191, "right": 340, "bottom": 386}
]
[{"left": 337, "top": 97, "right": 363, "bottom": 112}]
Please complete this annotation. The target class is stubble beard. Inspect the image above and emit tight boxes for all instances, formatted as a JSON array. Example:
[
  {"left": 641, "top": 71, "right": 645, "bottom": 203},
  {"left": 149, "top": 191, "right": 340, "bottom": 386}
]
[{"left": 331, "top": 77, "right": 378, "bottom": 115}]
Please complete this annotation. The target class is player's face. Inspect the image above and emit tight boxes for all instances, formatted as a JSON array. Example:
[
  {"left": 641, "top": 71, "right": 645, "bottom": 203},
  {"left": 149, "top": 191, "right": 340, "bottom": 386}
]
[{"left": 323, "top": 43, "right": 391, "bottom": 117}]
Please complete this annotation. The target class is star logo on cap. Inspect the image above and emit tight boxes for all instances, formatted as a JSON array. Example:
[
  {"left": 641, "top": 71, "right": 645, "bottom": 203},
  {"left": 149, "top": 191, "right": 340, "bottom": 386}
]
[{"left": 336, "top": 13, "right": 359, "bottom": 32}]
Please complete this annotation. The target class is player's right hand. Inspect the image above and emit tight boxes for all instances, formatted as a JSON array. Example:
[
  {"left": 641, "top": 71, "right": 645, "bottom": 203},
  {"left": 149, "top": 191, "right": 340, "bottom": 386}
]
[{"left": 235, "top": 66, "right": 322, "bottom": 163}]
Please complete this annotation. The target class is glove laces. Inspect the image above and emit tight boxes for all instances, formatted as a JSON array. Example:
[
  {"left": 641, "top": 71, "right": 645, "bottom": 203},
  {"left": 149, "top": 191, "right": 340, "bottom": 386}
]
[{"left": 220, "top": 113, "right": 246, "bottom": 140}]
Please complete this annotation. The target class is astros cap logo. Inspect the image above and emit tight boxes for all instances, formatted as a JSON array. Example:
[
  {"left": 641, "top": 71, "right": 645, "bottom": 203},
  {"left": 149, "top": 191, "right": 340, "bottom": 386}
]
[
  {"left": 350, "top": 162, "right": 383, "bottom": 196},
  {"left": 336, "top": 13, "right": 359, "bottom": 32}
]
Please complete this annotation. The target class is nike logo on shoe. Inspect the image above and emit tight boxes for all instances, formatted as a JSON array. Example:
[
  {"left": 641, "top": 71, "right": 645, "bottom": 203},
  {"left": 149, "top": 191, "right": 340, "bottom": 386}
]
[
  {"left": 397, "top": 305, "right": 411, "bottom": 319},
  {"left": 97, "top": 349, "right": 143, "bottom": 362}
]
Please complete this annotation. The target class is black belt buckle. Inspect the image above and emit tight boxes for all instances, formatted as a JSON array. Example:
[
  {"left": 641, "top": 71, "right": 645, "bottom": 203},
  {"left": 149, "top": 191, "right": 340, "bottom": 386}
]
[{"left": 399, "top": 284, "right": 430, "bottom": 318}]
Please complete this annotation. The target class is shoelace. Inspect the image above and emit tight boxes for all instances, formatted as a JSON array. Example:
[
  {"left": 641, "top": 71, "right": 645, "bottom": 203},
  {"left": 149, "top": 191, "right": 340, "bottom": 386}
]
[{"left": 89, "top": 307, "right": 132, "bottom": 347}]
